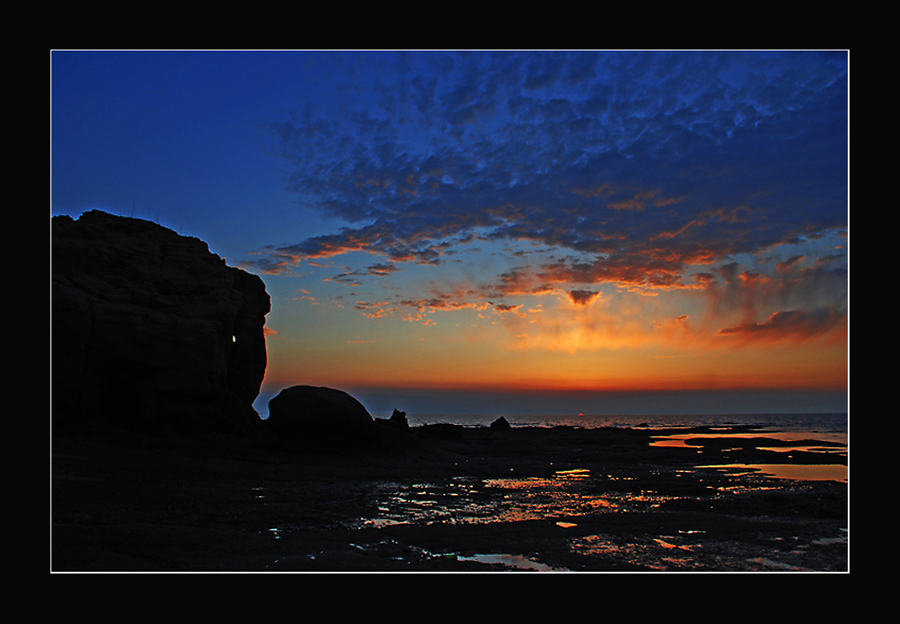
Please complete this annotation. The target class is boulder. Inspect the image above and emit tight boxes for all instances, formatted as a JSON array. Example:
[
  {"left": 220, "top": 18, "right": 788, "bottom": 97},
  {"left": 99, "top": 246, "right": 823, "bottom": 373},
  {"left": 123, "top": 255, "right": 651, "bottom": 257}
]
[
  {"left": 52, "top": 210, "right": 271, "bottom": 435},
  {"left": 376, "top": 408, "right": 410, "bottom": 430},
  {"left": 389, "top": 408, "right": 409, "bottom": 428},
  {"left": 266, "top": 385, "right": 375, "bottom": 437},
  {"left": 490, "top": 416, "right": 511, "bottom": 429}
]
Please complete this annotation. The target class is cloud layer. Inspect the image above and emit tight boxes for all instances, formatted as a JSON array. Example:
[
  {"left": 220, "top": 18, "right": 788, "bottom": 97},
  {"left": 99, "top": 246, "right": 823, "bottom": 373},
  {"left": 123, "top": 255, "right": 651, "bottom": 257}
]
[{"left": 250, "top": 51, "right": 848, "bottom": 348}]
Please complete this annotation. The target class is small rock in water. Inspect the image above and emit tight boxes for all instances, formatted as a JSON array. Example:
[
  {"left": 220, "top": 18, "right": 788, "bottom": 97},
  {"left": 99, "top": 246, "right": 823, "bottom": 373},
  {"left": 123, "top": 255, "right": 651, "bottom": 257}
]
[{"left": 389, "top": 409, "right": 409, "bottom": 429}]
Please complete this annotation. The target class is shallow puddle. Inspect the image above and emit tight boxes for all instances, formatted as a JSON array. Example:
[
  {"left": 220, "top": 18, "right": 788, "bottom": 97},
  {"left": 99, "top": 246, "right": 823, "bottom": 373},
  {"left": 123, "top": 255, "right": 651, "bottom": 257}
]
[
  {"left": 355, "top": 469, "right": 677, "bottom": 530},
  {"left": 569, "top": 534, "right": 694, "bottom": 571},
  {"left": 651, "top": 430, "right": 847, "bottom": 455},
  {"left": 345, "top": 457, "right": 846, "bottom": 571},
  {"left": 457, "top": 553, "right": 568, "bottom": 572},
  {"left": 651, "top": 430, "right": 847, "bottom": 484},
  {"left": 698, "top": 463, "right": 848, "bottom": 482}
]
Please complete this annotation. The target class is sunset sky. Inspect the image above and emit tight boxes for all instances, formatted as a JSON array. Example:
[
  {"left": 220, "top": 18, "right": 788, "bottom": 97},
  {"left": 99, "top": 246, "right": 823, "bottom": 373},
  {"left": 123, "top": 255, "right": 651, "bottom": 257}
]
[{"left": 51, "top": 50, "right": 849, "bottom": 416}]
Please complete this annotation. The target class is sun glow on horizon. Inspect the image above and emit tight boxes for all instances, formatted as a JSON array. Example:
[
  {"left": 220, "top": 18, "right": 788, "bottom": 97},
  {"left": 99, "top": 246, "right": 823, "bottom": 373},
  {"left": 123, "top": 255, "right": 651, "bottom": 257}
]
[{"left": 261, "top": 248, "right": 847, "bottom": 397}]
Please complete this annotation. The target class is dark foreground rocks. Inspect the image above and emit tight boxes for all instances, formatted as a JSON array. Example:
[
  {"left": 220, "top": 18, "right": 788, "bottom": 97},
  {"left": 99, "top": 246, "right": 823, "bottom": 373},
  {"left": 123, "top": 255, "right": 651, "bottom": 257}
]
[{"left": 51, "top": 422, "right": 848, "bottom": 573}]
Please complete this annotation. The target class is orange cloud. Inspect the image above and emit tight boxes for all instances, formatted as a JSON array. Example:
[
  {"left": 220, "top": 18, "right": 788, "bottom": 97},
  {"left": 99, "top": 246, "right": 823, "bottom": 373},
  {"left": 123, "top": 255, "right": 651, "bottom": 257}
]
[{"left": 354, "top": 301, "right": 390, "bottom": 319}]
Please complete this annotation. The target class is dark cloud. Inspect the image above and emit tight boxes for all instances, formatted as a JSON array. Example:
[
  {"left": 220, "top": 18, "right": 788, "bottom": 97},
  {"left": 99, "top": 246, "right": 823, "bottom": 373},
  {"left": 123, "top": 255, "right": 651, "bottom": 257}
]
[
  {"left": 493, "top": 303, "right": 525, "bottom": 317},
  {"left": 366, "top": 263, "right": 400, "bottom": 276},
  {"left": 329, "top": 261, "right": 400, "bottom": 284},
  {"left": 568, "top": 290, "right": 602, "bottom": 306},
  {"left": 717, "top": 308, "right": 847, "bottom": 342}
]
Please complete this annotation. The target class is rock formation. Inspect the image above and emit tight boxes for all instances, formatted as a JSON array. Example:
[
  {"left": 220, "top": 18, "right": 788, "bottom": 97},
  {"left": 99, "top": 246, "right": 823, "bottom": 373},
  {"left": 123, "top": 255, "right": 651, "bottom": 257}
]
[
  {"left": 490, "top": 416, "right": 511, "bottom": 429},
  {"left": 388, "top": 408, "right": 409, "bottom": 429},
  {"left": 266, "top": 385, "right": 375, "bottom": 437},
  {"left": 52, "top": 210, "right": 271, "bottom": 435},
  {"left": 375, "top": 408, "right": 410, "bottom": 430}
]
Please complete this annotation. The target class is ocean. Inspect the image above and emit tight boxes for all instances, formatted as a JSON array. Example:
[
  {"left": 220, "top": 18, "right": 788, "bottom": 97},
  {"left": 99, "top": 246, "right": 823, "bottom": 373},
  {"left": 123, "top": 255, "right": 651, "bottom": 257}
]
[
  {"left": 255, "top": 386, "right": 848, "bottom": 440},
  {"left": 406, "top": 411, "right": 848, "bottom": 436},
  {"left": 256, "top": 386, "right": 848, "bottom": 426}
]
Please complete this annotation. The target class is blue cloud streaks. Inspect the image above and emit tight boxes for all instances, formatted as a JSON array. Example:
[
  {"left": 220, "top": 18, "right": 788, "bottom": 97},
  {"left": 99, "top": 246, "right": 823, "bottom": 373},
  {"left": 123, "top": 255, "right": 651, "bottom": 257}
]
[{"left": 253, "top": 51, "right": 847, "bottom": 332}]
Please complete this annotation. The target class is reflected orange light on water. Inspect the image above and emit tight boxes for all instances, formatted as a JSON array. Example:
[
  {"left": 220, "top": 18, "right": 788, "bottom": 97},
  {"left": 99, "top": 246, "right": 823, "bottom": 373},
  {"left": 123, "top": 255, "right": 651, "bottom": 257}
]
[
  {"left": 651, "top": 431, "right": 848, "bottom": 451},
  {"left": 651, "top": 430, "right": 848, "bottom": 483},
  {"left": 699, "top": 463, "right": 848, "bottom": 482}
]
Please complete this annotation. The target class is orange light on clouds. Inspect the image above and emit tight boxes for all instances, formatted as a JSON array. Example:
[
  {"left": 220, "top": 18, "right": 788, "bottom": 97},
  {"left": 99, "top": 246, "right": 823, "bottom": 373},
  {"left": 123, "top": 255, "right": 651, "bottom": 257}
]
[{"left": 263, "top": 281, "right": 847, "bottom": 396}]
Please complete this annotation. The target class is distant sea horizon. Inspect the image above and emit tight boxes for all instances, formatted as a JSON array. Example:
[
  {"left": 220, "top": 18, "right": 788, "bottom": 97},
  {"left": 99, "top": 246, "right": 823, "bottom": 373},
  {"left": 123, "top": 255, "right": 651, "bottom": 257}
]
[{"left": 253, "top": 385, "right": 848, "bottom": 432}]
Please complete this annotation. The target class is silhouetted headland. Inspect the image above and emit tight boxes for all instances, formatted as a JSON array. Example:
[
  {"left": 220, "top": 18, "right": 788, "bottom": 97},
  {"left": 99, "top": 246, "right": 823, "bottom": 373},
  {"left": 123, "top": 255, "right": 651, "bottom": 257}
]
[
  {"left": 51, "top": 212, "right": 848, "bottom": 572},
  {"left": 53, "top": 210, "right": 270, "bottom": 436}
]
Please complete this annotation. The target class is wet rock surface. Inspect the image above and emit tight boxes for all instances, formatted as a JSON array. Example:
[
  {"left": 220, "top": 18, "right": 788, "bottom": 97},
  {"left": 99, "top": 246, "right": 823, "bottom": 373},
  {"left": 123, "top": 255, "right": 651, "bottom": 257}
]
[{"left": 51, "top": 423, "right": 848, "bottom": 572}]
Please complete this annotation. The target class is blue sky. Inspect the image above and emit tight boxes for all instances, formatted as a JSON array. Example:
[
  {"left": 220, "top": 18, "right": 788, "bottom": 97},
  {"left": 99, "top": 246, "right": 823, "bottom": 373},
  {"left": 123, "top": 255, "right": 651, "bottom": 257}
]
[{"left": 51, "top": 50, "right": 849, "bottom": 416}]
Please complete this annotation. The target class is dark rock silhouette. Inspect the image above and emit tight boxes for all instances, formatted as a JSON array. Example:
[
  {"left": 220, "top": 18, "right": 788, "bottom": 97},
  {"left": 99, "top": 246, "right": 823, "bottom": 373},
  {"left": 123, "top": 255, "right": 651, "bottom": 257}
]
[
  {"left": 52, "top": 210, "right": 270, "bottom": 434},
  {"left": 267, "top": 385, "right": 375, "bottom": 437},
  {"left": 390, "top": 408, "right": 409, "bottom": 428},
  {"left": 376, "top": 408, "right": 409, "bottom": 429},
  {"left": 490, "top": 416, "right": 511, "bottom": 429}
]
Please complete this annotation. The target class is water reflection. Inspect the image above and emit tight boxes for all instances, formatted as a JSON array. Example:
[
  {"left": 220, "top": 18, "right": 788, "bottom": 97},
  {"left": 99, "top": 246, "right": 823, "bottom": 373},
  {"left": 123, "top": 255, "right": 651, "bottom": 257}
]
[
  {"left": 345, "top": 459, "right": 846, "bottom": 571},
  {"left": 651, "top": 429, "right": 847, "bottom": 484},
  {"left": 554, "top": 468, "right": 590, "bottom": 480},
  {"left": 458, "top": 554, "right": 567, "bottom": 572},
  {"left": 568, "top": 534, "right": 689, "bottom": 571},
  {"left": 650, "top": 430, "right": 848, "bottom": 454},
  {"left": 567, "top": 532, "right": 798, "bottom": 571},
  {"left": 357, "top": 455, "right": 843, "bottom": 532},
  {"left": 358, "top": 477, "right": 491, "bottom": 528},
  {"left": 698, "top": 463, "right": 848, "bottom": 482},
  {"left": 356, "top": 469, "right": 674, "bottom": 530}
]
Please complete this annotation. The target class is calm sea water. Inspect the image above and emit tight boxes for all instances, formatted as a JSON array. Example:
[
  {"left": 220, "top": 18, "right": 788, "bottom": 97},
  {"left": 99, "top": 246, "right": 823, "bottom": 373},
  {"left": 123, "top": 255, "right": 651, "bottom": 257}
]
[
  {"left": 407, "top": 412, "right": 848, "bottom": 436},
  {"left": 254, "top": 387, "right": 848, "bottom": 440}
]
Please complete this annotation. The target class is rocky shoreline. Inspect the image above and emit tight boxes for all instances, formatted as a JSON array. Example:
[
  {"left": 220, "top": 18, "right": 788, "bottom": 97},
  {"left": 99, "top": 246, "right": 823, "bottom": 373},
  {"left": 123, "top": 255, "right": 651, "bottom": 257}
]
[
  {"left": 51, "top": 212, "right": 848, "bottom": 573},
  {"left": 51, "top": 421, "right": 848, "bottom": 573}
]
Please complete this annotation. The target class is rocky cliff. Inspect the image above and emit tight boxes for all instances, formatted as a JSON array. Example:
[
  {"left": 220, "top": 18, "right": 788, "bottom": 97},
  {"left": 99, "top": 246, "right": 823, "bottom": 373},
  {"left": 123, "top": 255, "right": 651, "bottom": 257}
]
[{"left": 52, "top": 210, "right": 271, "bottom": 434}]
